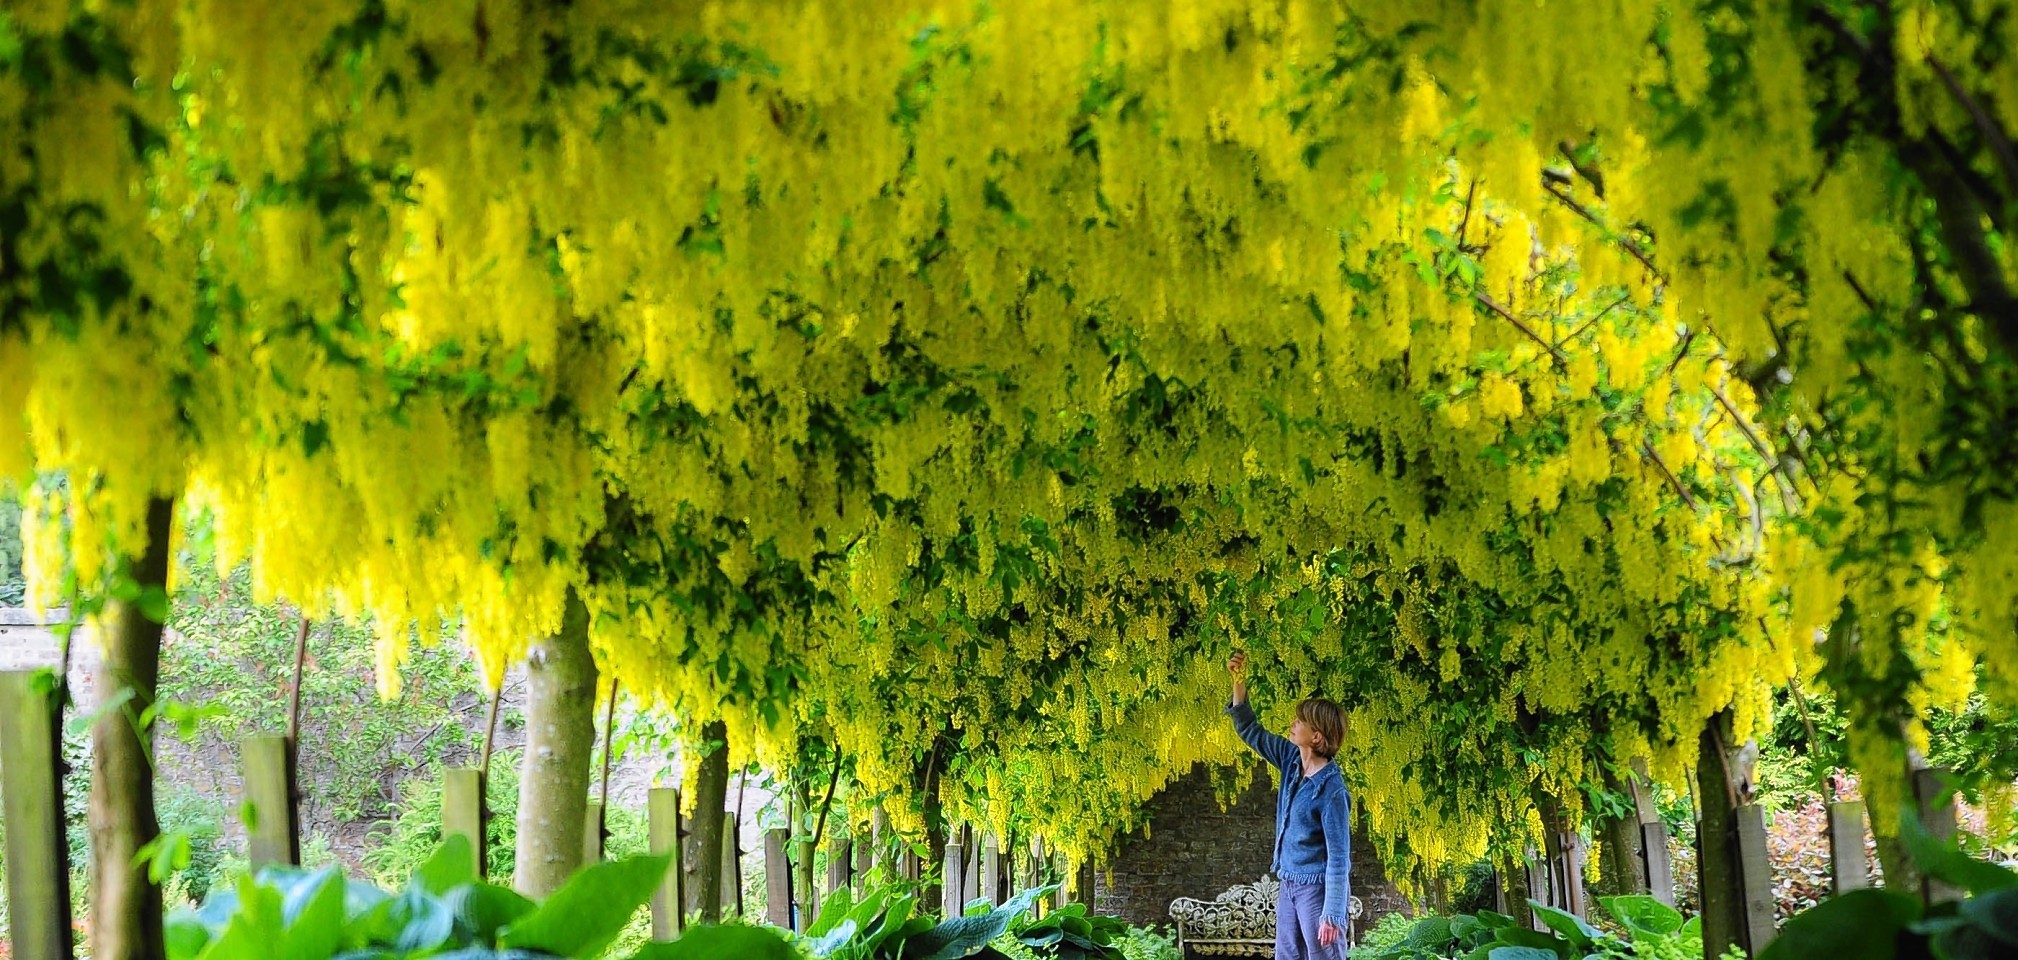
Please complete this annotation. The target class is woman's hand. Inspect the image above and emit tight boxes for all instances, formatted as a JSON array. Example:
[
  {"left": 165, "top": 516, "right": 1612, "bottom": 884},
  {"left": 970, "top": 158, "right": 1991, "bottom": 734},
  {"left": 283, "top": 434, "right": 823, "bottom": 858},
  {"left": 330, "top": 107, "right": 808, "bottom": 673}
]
[
  {"left": 1318, "top": 919, "right": 1343, "bottom": 947},
  {"left": 1227, "top": 652, "right": 1248, "bottom": 705}
]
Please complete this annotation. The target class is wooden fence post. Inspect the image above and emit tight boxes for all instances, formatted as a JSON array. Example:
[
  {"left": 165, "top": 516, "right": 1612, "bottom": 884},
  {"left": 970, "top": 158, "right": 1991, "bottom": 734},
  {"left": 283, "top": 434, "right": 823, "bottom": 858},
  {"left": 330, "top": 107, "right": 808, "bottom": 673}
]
[
  {"left": 1, "top": 670, "right": 76, "bottom": 960},
  {"left": 1826, "top": 800, "right": 1869, "bottom": 894},
  {"left": 1911, "top": 765, "right": 1963, "bottom": 905},
  {"left": 765, "top": 827, "right": 792, "bottom": 927},
  {"left": 826, "top": 835, "right": 853, "bottom": 901},
  {"left": 442, "top": 767, "right": 488, "bottom": 877},
  {"left": 942, "top": 832, "right": 968, "bottom": 918},
  {"left": 722, "top": 811, "right": 742, "bottom": 916},
  {"left": 1697, "top": 716, "right": 1775, "bottom": 960},
  {"left": 242, "top": 734, "right": 301, "bottom": 868},
  {"left": 1632, "top": 760, "right": 1676, "bottom": 906},
  {"left": 648, "top": 787, "right": 684, "bottom": 939},
  {"left": 982, "top": 834, "right": 1007, "bottom": 904},
  {"left": 583, "top": 799, "right": 605, "bottom": 865},
  {"left": 853, "top": 830, "right": 872, "bottom": 891}
]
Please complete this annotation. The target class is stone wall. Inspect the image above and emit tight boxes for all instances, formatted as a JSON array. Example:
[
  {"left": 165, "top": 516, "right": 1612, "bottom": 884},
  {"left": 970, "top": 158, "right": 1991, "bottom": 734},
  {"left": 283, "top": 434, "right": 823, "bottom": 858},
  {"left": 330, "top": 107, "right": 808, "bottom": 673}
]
[{"left": 1091, "top": 763, "right": 1411, "bottom": 942}]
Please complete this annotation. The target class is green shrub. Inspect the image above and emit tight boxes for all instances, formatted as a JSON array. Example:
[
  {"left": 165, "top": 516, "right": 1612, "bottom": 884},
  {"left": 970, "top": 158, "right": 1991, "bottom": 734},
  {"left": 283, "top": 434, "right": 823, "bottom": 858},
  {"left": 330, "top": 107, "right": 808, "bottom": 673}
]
[{"left": 168, "top": 834, "right": 676, "bottom": 960}]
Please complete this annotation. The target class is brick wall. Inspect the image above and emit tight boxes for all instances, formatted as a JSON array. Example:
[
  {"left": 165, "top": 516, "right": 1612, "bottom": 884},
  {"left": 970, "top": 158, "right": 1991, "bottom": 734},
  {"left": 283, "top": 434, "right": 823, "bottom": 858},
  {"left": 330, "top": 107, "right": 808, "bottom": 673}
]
[{"left": 1091, "top": 763, "right": 1411, "bottom": 940}]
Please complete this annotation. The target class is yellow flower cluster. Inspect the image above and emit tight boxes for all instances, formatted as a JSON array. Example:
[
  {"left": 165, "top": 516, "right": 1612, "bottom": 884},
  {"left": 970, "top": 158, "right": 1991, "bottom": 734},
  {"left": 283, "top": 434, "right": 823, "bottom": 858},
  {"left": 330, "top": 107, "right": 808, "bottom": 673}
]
[{"left": 3, "top": 0, "right": 2012, "bottom": 871}]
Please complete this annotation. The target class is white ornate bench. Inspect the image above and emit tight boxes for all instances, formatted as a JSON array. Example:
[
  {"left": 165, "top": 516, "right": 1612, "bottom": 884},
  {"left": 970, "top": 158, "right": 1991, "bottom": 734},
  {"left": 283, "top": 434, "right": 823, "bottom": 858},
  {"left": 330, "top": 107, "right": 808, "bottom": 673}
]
[{"left": 1169, "top": 878, "right": 1364, "bottom": 956}]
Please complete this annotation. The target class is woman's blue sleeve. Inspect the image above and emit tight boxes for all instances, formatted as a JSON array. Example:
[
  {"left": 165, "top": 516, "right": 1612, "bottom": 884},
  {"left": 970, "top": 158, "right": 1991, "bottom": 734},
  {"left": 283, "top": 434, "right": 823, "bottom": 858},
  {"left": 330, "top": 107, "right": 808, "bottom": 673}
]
[
  {"left": 1320, "top": 784, "right": 1353, "bottom": 928},
  {"left": 1225, "top": 700, "right": 1297, "bottom": 771}
]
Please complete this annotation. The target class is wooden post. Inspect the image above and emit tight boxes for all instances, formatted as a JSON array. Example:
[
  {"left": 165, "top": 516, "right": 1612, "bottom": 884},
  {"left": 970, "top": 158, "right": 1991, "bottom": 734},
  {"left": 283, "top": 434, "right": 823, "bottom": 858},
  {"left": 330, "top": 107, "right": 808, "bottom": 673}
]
[
  {"left": 1826, "top": 801, "right": 1869, "bottom": 894},
  {"left": 765, "top": 828, "right": 792, "bottom": 928},
  {"left": 1912, "top": 766, "right": 1962, "bottom": 905},
  {"left": 982, "top": 834, "right": 1007, "bottom": 904},
  {"left": 963, "top": 831, "right": 981, "bottom": 905},
  {"left": 871, "top": 808, "right": 893, "bottom": 879},
  {"left": 1, "top": 670, "right": 76, "bottom": 960},
  {"left": 1632, "top": 760, "right": 1676, "bottom": 906},
  {"left": 1696, "top": 716, "right": 1774, "bottom": 960},
  {"left": 443, "top": 767, "right": 488, "bottom": 877},
  {"left": 648, "top": 787, "right": 684, "bottom": 939},
  {"left": 794, "top": 836, "right": 817, "bottom": 929},
  {"left": 583, "top": 799, "right": 605, "bottom": 865},
  {"left": 853, "top": 830, "right": 872, "bottom": 891},
  {"left": 826, "top": 836, "right": 853, "bottom": 900},
  {"left": 722, "top": 811, "right": 742, "bottom": 916},
  {"left": 942, "top": 834, "right": 968, "bottom": 918},
  {"left": 242, "top": 735, "right": 301, "bottom": 868}
]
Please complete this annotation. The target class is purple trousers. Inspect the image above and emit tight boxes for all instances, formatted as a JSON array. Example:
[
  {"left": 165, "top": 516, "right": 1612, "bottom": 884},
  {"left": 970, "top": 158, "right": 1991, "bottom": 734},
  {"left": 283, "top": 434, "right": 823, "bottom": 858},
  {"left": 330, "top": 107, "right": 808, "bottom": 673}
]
[{"left": 1276, "top": 877, "right": 1347, "bottom": 960}]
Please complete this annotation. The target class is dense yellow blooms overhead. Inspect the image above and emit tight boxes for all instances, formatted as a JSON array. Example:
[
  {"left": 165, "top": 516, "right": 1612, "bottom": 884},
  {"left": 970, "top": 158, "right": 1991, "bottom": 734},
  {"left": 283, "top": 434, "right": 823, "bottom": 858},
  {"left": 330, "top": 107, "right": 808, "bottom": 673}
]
[{"left": 4, "top": 0, "right": 2014, "bottom": 873}]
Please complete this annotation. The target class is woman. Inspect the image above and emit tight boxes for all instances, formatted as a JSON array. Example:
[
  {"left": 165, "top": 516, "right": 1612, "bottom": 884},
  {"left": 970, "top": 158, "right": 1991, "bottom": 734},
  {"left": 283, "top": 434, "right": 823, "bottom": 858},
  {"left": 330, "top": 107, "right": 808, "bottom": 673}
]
[{"left": 1226, "top": 652, "right": 1352, "bottom": 959}]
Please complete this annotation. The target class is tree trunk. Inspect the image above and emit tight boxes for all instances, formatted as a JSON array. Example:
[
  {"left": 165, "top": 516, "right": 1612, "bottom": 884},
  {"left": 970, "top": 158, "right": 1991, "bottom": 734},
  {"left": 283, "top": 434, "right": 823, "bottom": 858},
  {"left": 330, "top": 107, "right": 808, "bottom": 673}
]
[
  {"left": 1593, "top": 764, "right": 1651, "bottom": 898},
  {"left": 89, "top": 496, "right": 174, "bottom": 960},
  {"left": 1696, "top": 713, "right": 1774, "bottom": 960},
  {"left": 921, "top": 762, "right": 947, "bottom": 912},
  {"left": 686, "top": 719, "right": 731, "bottom": 923},
  {"left": 513, "top": 592, "right": 597, "bottom": 898}
]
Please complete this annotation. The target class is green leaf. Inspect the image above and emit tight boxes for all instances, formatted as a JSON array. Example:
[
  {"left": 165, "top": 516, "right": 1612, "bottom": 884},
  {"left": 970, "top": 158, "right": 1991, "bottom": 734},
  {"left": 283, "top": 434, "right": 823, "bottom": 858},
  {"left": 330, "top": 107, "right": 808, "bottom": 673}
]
[
  {"left": 1758, "top": 888, "right": 1921, "bottom": 960},
  {"left": 902, "top": 884, "right": 1055, "bottom": 960},
  {"left": 498, "top": 853, "right": 671, "bottom": 959},
  {"left": 276, "top": 868, "right": 347, "bottom": 960},
  {"left": 166, "top": 914, "right": 213, "bottom": 960},
  {"left": 1476, "top": 911, "right": 1517, "bottom": 930},
  {"left": 139, "top": 584, "right": 172, "bottom": 623},
  {"left": 1599, "top": 895, "right": 1684, "bottom": 939},
  {"left": 628, "top": 924, "right": 797, "bottom": 959},
  {"left": 806, "top": 918, "right": 860, "bottom": 957},
  {"left": 1960, "top": 887, "right": 2018, "bottom": 947},
  {"left": 808, "top": 884, "right": 856, "bottom": 938},
  {"left": 1487, "top": 949, "right": 1559, "bottom": 960},
  {"left": 1900, "top": 814, "right": 2018, "bottom": 896},
  {"left": 1406, "top": 916, "right": 1454, "bottom": 947},
  {"left": 445, "top": 882, "right": 536, "bottom": 942},
  {"left": 388, "top": 886, "right": 456, "bottom": 954},
  {"left": 1527, "top": 900, "right": 1603, "bottom": 947},
  {"left": 414, "top": 834, "right": 479, "bottom": 895}
]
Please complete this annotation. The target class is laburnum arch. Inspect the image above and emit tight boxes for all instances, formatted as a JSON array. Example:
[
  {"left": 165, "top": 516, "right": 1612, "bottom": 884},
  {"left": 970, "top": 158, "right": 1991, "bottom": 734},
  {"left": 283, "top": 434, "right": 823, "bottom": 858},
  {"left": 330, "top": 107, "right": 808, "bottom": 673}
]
[{"left": 3, "top": 0, "right": 2015, "bottom": 919}]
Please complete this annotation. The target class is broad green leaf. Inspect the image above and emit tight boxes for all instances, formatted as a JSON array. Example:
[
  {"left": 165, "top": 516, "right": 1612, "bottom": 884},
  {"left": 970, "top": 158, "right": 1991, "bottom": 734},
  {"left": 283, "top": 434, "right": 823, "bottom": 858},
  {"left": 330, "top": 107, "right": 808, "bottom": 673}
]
[
  {"left": 808, "top": 884, "right": 856, "bottom": 938},
  {"left": 389, "top": 885, "right": 457, "bottom": 954},
  {"left": 806, "top": 918, "right": 860, "bottom": 957},
  {"left": 445, "top": 882, "right": 536, "bottom": 942},
  {"left": 1900, "top": 815, "right": 2018, "bottom": 896},
  {"left": 902, "top": 884, "right": 1053, "bottom": 960},
  {"left": 498, "top": 854, "right": 672, "bottom": 959},
  {"left": 1476, "top": 910, "right": 1516, "bottom": 930},
  {"left": 1487, "top": 949, "right": 1559, "bottom": 960},
  {"left": 1599, "top": 894, "right": 1684, "bottom": 939},
  {"left": 166, "top": 914, "right": 213, "bottom": 960},
  {"left": 1959, "top": 887, "right": 2018, "bottom": 947},
  {"left": 1406, "top": 915, "right": 1454, "bottom": 947},
  {"left": 415, "top": 834, "right": 479, "bottom": 895},
  {"left": 628, "top": 924, "right": 797, "bottom": 959},
  {"left": 1527, "top": 901, "right": 1603, "bottom": 947},
  {"left": 275, "top": 868, "right": 347, "bottom": 960},
  {"left": 1758, "top": 888, "right": 1921, "bottom": 960}
]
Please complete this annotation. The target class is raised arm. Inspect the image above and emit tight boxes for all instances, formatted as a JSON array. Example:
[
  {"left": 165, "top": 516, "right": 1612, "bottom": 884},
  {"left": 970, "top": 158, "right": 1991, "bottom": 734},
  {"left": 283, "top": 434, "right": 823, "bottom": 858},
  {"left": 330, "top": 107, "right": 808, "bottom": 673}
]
[{"left": 1225, "top": 653, "right": 1297, "bottom": 771}]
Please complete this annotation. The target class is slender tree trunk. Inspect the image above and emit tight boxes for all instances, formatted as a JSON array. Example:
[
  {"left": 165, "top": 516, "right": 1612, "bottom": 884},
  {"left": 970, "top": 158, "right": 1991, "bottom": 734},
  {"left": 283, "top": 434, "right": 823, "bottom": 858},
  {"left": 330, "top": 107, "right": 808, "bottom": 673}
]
[
  {"left": 921, "top": 759, "right": 947, "bottom": 911},
  {"left": 513, "top": 591, "right": 597, "bottom": 898},
  {"left": 688, "top": 719, "right": 731, "bottom": 923},
  {"left": 1593, "top": 765, "right": 1651, "bottom": 898},
  {"left": 89, "top": 497, "right": 174, "bottom": 960}
]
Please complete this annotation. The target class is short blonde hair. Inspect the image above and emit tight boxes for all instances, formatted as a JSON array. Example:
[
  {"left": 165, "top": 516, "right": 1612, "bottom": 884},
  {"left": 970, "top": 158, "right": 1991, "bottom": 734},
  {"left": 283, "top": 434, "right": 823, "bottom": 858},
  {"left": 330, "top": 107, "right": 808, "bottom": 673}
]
[{"left": 1297, "top": 698, "right": 1348, "bottom": 759}]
